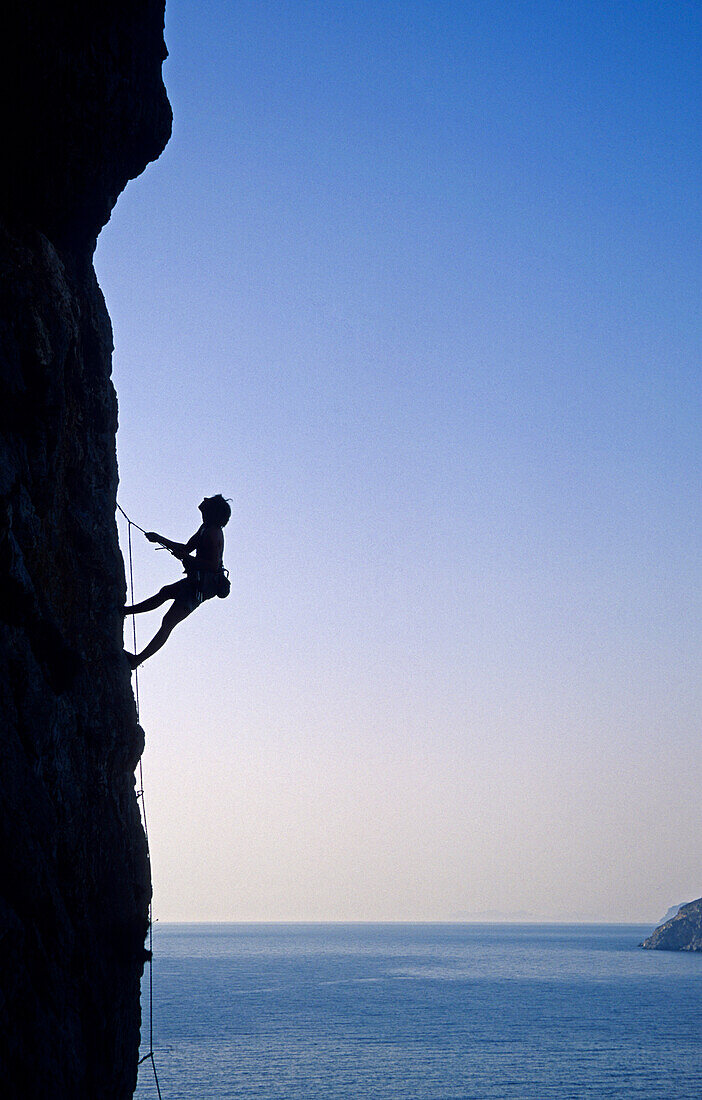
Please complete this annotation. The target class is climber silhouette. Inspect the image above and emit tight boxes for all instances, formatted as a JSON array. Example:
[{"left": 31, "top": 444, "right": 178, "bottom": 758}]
[{"left": 124, "top": 495, "right": 231, "bottom": 669}]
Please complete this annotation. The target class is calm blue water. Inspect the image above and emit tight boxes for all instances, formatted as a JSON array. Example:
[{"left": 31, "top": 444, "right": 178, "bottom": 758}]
[{"left": 134, "top": 923, "right": 701, "bottom": 1099}]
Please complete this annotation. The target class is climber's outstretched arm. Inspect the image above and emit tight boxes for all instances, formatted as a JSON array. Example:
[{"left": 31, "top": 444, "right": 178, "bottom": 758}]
[{"left": 145, "top": 529, "right": 200, "bottom": 558}]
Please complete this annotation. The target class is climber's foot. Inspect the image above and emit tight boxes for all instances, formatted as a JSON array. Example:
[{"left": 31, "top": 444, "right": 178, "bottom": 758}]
[{"left": 124, "top": 651, "right": 140, "bottom": 670}]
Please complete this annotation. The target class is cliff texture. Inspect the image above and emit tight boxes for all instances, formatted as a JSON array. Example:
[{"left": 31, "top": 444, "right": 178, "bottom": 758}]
[
  {"left": 641, "top": 897, "right": 702, "bottom": 952},
  {"left": 0, "top": 3, "right": 171, "bottom": 1097}
]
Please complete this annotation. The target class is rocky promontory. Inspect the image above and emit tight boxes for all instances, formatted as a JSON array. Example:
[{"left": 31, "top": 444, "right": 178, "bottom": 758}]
[
  {"left": 641, "top": 897, "right": 702, "bottom": 952},
  {"left": 0, "top": 3, "right": 171, "bottom": 1097}
]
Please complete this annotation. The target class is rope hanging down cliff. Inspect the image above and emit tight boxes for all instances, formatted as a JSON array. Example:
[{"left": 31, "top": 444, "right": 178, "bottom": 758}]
[{"left": 118, "top": 502, "right": 163, "bottom": 1100}]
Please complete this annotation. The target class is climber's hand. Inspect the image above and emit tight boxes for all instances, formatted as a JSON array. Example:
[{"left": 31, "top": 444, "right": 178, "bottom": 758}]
[{"left": 145, "top": 531, "right": 161, "bottom": 544}]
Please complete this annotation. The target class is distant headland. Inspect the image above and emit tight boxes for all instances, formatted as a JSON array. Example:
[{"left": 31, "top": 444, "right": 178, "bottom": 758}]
[{"left": 640, "top": 897, "right": 702, "bottom": 952}]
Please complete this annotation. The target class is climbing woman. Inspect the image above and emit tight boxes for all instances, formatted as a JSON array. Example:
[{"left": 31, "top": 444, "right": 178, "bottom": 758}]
[{"left": 124, "top": 494, "right": 231, "bottom": 669}]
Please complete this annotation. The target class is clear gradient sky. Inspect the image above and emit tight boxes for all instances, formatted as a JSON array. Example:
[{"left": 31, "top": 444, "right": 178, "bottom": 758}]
[{"left": 95, "top": 0, "right": 701, "bottom": 922}]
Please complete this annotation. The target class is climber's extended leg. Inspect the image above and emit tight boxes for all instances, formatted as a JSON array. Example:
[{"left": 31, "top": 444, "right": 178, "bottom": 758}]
[
  {"left": 124, "top": 582, "right": 181, "bottom": 615},
  {"left": 126, "top": 599, "right": 194, "bottom": 669}
]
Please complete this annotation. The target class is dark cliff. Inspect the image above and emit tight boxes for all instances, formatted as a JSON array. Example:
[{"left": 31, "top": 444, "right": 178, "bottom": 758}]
[
  {"left": 641, "top": 897, "right": 702, "bottom": 952},
  {"left": 0, "top": 3, "right": 171, "bottom": 1097}
]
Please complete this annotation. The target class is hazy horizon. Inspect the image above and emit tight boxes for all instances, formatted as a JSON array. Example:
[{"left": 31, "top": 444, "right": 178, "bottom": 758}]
[
  {"left": 145, "top": 916, "right": 674, "bottom": 926},
  {"left": 98, "top": 0, "right": 700, "bottom": 925}
]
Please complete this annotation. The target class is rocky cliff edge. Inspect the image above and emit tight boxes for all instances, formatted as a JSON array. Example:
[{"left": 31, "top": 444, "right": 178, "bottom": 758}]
[{"left": 0, "top": 3, "right": 171, "bottom": 1097}]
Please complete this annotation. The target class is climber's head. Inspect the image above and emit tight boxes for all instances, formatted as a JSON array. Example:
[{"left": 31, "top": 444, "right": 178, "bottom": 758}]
[{"left": 200, "top": 494, "right": 232, "bottom": 527}]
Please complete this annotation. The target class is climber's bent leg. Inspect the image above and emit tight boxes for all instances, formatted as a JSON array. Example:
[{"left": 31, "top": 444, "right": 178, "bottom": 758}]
[
  {"left": 124, "top": 582, "right": 181, "bottom": 615},
  {"left": 129, "top": 600, "right": 194, "bottom": 667}
]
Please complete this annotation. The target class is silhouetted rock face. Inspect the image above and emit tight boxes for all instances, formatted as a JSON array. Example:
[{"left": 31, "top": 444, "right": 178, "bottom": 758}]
[
  {"left": 0, "top": 3, "right": 170, "bottom": 1097},
  {"left": 1, "top": 1, "right": 172, "bottom": 250},
  {"left": 641, "top": 897, "right": 702, "bottom": 952}
]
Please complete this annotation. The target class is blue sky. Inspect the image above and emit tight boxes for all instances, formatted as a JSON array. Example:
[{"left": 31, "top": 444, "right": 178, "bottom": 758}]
[{"left": 96, "top": 1, "right": 701, "bottom": 921}]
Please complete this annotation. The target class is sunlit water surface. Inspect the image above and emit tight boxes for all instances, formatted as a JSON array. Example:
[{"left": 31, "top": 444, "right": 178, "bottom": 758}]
[{"left": 134, "top": 923, "right": 701, "bottom": 1099}]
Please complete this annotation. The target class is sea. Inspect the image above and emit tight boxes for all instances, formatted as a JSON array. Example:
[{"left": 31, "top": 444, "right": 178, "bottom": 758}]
[{"left": 134, "top": 923, "right": 701, "bottom": 1099}]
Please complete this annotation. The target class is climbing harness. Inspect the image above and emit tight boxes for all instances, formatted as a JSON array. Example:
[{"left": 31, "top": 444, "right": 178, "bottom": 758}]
[{"left": 118, "top": 503, "right": 164, "bottom": 1100}]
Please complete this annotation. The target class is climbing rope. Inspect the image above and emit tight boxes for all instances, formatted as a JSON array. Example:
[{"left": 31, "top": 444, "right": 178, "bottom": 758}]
[
  {"left": 118, "top": 502, "right": 163, "bottom": 1100},
  {"left": 117, "top": 501, "right": 148, "bottom": 538}
]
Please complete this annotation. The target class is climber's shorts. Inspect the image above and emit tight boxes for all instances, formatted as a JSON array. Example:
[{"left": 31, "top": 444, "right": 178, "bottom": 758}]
[{"left": 171, "top": 571, "right": 219, "bottom": 614}]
